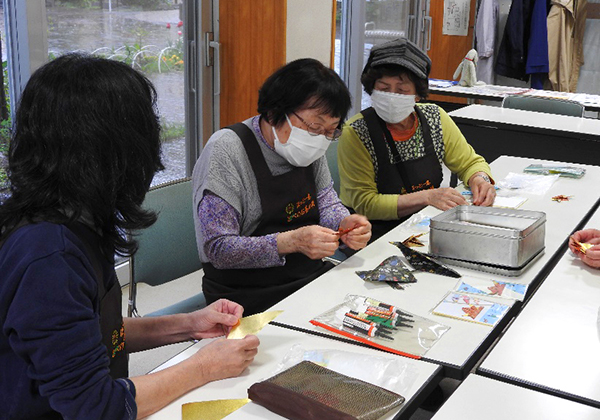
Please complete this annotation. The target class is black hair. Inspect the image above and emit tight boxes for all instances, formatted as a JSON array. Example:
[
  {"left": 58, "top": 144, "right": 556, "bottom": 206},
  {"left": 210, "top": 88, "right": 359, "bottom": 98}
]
[
  {"left": 0, "top": 53, "right": 164, "bottom": 256},
  {"left": 361, "top": 64, "right": 429, "bottom": 99},
  {"left": 257, "top": 58, "right": 352, "bottom": 128}
]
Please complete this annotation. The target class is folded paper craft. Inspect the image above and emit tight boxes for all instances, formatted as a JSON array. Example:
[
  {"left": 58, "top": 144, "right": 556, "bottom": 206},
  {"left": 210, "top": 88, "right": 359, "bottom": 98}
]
[{"left": 390, "top": 241, "right": 461, "bottom": 278}]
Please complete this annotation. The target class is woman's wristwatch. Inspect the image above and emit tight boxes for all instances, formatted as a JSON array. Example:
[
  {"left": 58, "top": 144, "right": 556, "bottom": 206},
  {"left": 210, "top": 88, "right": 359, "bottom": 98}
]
[{"left": 473, "top": 173, "right": 491, "bottom": 183}]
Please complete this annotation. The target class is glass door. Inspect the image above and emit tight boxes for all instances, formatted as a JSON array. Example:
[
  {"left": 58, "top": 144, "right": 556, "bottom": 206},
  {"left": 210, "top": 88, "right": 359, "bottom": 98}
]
[
  {"left": 3, "top": 0, "right": 196, "bottom": 186},
  {"left": 336, "top": 0, "right": 429, "bottom": 115}
]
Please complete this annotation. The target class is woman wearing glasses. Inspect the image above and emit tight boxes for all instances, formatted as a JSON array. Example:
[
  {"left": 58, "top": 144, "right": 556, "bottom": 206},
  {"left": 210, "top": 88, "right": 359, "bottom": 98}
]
[
  {"left": 193, "top": 59, "right": 371, "bottom": 315},
  {"left": 338, "top": 38, "right": 495, "bottom": 242}
]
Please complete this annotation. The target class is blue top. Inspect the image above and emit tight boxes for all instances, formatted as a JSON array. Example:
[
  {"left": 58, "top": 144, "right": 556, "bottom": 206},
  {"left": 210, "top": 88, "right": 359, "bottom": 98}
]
[
  {"left": 526, "top": 0, "right": 550, "bottom": 89},
  {"left": 0, "top": 223, "right": 136, "bottom": 420}
]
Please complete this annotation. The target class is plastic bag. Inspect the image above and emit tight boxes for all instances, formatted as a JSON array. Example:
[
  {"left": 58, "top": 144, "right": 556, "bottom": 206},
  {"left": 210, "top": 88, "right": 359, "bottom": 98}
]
[
  {"left": 496, "top": 172, "right": 559, "bottom": 195},
  {"left": 310, "top": 294, "right": 450, "bottom": 358},
  {"left": 274, "top": 344, "right": 420, "bottom": 396},
  {"left": 523, "top": 164, "right": 585, "bottom": 179}
]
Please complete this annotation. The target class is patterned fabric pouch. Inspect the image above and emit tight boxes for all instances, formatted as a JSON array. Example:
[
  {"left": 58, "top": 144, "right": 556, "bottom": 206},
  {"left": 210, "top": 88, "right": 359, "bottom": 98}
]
[{"left": 248, "top": 361, "right": 405, "bottom": 420}]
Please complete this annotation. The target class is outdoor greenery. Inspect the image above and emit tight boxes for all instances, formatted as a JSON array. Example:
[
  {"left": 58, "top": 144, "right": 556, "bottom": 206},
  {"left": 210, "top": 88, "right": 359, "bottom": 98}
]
[
  {"left": 1, "top": 61, "right": 10, "bottom": 191},
  {"left": 161, "top": 122, "right": 185, "bottom": 142},
  {"left": 91, "top": 25, "right": 184, "bottom": 74},
  {"left": 57, "top": 0, "right": 173, "bottom": 10}
]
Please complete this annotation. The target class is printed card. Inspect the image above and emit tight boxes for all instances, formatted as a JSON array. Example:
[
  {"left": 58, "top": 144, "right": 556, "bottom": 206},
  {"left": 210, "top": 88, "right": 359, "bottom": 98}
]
[
  {"left": 432, "top": 292, "right": 511, "bottom": 327},
  {"left": 454, "top": 279, "right": 527, "bottom": 301}
]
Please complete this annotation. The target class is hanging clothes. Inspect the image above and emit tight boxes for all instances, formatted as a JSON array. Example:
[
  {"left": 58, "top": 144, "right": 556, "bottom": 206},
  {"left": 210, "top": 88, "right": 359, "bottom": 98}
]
[
  {"left": 475, "top": 0, "right": 499, "bottom": 84},
  {"left": 547, "top": 0, "right": 588, "bottom": 92},
  {"left": 526, "top": 0, "right": 551, "bottom": 89},
  {"left": 495, "top": 0, "right": 535, "bottom": 81}
]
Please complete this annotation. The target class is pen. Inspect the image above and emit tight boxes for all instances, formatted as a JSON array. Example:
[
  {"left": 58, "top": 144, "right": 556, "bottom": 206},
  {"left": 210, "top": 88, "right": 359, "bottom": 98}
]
[
  {"left": 348, "top": 310, "right": 397, "bottom": 331},
  {"left": 363, "top": 298, "right": 415, "bottom": 321},
  {"left": 343, "top": 313, "right": 395, "bottom": 339},
  {"left": 342, "top": 319, "right": 394, "bottom": 341}
]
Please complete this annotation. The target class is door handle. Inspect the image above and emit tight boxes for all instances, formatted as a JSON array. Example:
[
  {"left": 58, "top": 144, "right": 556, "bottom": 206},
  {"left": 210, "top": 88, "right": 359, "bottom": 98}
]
[
  {"left": 205, "top": 33, "right": 221, "bottom": 96},
  {"left": 423, "top": 16, "right": 432, "bottom": 51},
  {"left": 209, "top": 40, "right": 220, "bottom": 96}
]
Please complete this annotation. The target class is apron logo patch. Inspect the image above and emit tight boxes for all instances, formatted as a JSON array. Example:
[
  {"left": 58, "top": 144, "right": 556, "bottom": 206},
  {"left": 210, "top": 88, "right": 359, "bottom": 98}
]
[
  {"left": 411, "top": 179, "right": 433, "bottom": 192},
  {"left": 286, "top": 193, "right": 315, "bottom": 223},
  {"left": 111, "top": 323, "right": 126, "bottom": 359}
]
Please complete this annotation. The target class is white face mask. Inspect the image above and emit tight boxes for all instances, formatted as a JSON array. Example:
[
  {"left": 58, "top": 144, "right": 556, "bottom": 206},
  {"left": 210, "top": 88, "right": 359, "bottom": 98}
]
[
  {"left": 370, "top": 90, "right": 416, "bottom": 124},
  {"left": 272, "top": 115, "right": 331, "bottom": 167}
]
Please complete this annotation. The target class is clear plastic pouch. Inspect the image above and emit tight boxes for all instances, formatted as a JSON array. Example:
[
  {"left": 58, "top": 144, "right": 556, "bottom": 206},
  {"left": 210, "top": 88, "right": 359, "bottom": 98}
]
[
  {"left": 310, "top": 294, "right": 450, "bottom": 358},
  {"left": 274, "top": 344, "right": 421, "bottom": 394},
  {"left": 496, "top": 172, "right": 559, "bottom": 195},
  {"left": 523, "top": 164, "right": 585, "bottom": 179},
  {"left": 430, "top": 292, "right": 512, "bottom": 327}
]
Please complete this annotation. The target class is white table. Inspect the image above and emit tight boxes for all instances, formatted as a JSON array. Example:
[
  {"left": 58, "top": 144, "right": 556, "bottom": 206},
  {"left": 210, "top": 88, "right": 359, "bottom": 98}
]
[
  {"left": 468, "top": 156, "right": 600, "bottom": 291},
  {"left": 448, "top": 105, "right": 600, "bottom": 167},
  {"left": 431, "top": 375, "right": 600, "bottom": 420},
  {"left": 478, "top": 206, "right": 600, "bottom": 407},
  {"left": 429, "top": 81, "right": 600, "bottom": 113},
  {"left": 146, "top": 324, "right": 441, "bottom": 420},
  {"left": 449, "top": 105, "right": 600, "bottom": 137},
  {"left": 270, "top": 156, "right": 600, "bottom": 378}
]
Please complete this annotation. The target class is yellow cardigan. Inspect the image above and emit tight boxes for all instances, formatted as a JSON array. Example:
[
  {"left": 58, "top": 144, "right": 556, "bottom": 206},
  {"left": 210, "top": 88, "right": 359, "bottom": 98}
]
[{"left": 338, "top": 103, "right": 492, "bottom": 221}]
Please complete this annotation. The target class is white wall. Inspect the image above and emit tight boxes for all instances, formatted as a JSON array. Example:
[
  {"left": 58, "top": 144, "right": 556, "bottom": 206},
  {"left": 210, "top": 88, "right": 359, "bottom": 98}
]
[{"left": 286, "top": 0, "right": 334, "bottom": 65}]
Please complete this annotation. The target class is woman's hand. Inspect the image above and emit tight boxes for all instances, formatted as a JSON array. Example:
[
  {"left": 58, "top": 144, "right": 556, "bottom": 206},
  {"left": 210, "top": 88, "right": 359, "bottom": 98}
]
[
  {"left": 427, "top": 187, "right": 468, "bottom": 211},
  {"left": 191, "top": 335, "right": 260, "bottom": 383},
  {"left": 569, "top": 229, "right": 600, "bottom": 269},
  {"left": 189, "top": 299, "right": 245, "bottom": 340},
  {"left": 339, "top": 214, "right": 371, "bottom": 250},
  {"left": 469, "top": 172, "right": 496, "bottom": 206},
  {"left": 277, "top": 226, "right": 340, "bottom": 259}
]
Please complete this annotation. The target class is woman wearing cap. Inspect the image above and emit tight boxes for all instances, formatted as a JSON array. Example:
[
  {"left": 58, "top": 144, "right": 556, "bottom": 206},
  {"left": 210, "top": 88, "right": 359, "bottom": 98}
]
[
  {"left": 338, "top": 38, "right": 496, "bottom": 241},
  {"left": 193, "top": 59, "right": 371, "bottom": 316}
]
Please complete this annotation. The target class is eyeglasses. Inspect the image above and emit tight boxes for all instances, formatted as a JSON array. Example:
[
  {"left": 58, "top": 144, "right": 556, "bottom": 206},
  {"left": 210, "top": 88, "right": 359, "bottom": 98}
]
[{"left": 292, "top": 112, "right": 342, "bottom": 141}]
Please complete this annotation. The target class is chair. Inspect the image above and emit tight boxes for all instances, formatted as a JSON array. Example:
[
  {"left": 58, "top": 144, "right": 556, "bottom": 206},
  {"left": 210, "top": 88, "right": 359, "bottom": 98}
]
[
  {"left": 501, "top": 95, "right": 585, "bottom": 117},
  {"left": 128, "top": 178, "right": 205, "bottom": 317}
]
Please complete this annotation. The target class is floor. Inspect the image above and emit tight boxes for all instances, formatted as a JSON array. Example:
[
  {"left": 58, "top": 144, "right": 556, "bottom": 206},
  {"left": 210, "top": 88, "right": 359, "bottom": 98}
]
[{"left": 122, "top": 271, "right": 461, "bottom": 419}]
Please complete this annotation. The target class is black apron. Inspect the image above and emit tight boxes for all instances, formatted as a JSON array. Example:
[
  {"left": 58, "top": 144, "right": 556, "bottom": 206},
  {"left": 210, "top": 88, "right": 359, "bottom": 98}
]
[
  {"left": 202, "top": 123, "right": 333, "bottom": 316},
  {"left": 360, "top": 107, "right": 443, "bottom": 241},
  {"left": 67, "top": 222, "right": 128, "bottom": 380},
  {"left": 0, "top": 222, "right": 128, "bottom": 380}
]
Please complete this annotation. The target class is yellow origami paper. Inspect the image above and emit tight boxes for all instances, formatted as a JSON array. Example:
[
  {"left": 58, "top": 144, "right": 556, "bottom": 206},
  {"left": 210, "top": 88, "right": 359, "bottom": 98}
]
[
  {"left": 227, "top": 310, "right": 283, "bottom": 339},
  {"left": 182, "top": 399, "right": 250, "bottom": 420}
]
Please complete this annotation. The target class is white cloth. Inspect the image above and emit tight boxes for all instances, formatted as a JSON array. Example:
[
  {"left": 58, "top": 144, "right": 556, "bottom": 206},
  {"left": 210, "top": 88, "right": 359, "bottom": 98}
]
[{"left": 475, "top": 0, "right": 499, "bottom": 85}]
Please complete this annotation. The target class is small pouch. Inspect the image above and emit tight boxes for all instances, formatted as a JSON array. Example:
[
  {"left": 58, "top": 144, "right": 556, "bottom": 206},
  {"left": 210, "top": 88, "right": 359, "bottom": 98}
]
[{"left": 248, "top": 361, "right": 405, "bottom": 420}]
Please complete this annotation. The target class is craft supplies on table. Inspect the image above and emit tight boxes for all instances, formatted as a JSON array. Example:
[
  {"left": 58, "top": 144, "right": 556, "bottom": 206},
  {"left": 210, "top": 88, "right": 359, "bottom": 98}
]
[{"left": 310, "top": 295, "right": 450, "bottom": 358}]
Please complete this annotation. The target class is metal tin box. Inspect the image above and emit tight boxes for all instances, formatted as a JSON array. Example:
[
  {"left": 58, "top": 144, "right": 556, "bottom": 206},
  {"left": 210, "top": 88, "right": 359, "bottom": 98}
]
[{"left": 429, "top": 206, "right": 546, "bottom": 270}]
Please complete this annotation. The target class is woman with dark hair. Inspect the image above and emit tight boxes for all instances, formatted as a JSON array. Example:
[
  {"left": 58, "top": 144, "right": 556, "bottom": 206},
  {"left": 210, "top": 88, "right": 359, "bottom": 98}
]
[
  {"left": 0, "top": 53, "right": 259, "bottom": 420},
  {"left": 193, "top": 58, "right": 371, "bottom": 316},
  {"left": 338, "top": 38, "right": 496, "bottom": 241}
]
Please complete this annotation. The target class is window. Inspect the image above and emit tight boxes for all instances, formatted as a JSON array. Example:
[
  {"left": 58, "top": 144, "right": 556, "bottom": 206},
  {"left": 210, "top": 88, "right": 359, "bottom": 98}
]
[{"left": 3, "top": 0, "right": 191, "bottom": 189}]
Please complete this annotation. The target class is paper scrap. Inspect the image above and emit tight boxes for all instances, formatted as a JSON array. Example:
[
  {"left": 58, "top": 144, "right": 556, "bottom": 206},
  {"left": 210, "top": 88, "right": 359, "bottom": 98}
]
[
  {"left": 182, "top": 399, "right": 250, "bottom": 420},
  {"left": 227, "top": 310, "right": 283, "bottom": 339}
]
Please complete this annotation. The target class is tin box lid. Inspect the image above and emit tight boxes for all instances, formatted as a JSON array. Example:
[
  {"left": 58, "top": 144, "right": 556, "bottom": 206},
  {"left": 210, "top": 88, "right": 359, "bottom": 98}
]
[{"left": 430, "top": 206, "right": 546, "bottom": 239}]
